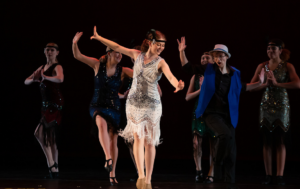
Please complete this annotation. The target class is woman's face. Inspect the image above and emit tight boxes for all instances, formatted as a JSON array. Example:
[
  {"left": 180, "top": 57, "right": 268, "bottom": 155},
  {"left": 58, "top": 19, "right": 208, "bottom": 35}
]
[
  {"left": 200, "top": 54, "right": 213, "bottom": 65},
  {"left": 213, "top": 52, "right": 228, "bottom": 68},
  {"left": 267, "top": 43, "right": 282, "bottom": 60},
  {"left": 109, "top": 51, "right": 122, "bottom": 63},
  {"left": 149, "top": 39, "right": 165, "bottom": 55},
  {"left": 44, "top": 47, "right": 59, "bottom": 60}
]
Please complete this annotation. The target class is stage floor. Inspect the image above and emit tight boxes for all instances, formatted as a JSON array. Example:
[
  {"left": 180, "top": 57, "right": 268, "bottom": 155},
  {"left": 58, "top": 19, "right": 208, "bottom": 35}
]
[{"left": 1, "top": 159, "right": 299, "bottom": 189}]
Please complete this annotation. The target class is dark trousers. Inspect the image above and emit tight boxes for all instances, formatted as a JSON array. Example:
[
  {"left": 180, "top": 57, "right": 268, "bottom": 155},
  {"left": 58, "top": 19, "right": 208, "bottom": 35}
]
[{"left": 204, "top": 114, "right": 236, "bottom": 183}]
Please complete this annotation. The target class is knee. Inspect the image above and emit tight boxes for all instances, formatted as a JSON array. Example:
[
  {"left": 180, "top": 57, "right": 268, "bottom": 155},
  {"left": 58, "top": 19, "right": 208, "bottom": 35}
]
[
  {"left": 145, "top": 143, "right": 155, "bottom": 150},
  {"left": 34, "top": 130, "right": 42, "bottom": 140},
  {"left": 193, "top": 140, "right": 198, "bottom": 150},
  {"left": 96, "top": 117, "right": 107, "bottom": 131}
]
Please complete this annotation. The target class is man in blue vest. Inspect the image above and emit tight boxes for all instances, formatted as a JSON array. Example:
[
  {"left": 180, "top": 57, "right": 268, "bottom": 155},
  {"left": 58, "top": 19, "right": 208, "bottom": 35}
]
[{"left": 179, "top": 40, "right": 265, "bottom": 188}]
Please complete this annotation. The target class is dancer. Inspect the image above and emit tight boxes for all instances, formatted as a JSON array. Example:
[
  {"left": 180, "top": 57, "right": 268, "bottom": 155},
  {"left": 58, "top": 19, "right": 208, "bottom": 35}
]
[
  {"left": 24, "top": 43, "right": 64, "bottom": 179},
  {"left": 178, "top": 37, "right": 217, "bottom": 183},
  {"left": 185, "top": 58, "right": 217, "bottom": 183},
  {"left": 250, "top": 39, "right": 300, "bottom": 185},
  {"left": 72, "top": 32, "right": 133, "bottom": 185},
  {"left": 179, "top": 38, "right": 265, "bottom": 189},
  {"left": 91, "top": 27, "right": 184, "bottom": 189},
  {"left": 118, "top": 46, "right": 163, "bottom": 182}
]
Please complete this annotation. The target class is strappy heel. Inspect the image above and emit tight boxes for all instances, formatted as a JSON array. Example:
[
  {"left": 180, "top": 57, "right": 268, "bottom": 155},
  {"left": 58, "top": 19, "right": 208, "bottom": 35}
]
[
  {"left": 261, "top": 175, "right": 272, "bottom": 185},
  {"left": 145, "top": 183, "right": 152, "bottom": 189},
  {"left": 104, "top": 159, "right": 113, "bottom": 172},
  {"left": 204, "top": 176, "right": 214, "bottom": 183},
  {"left": 110, "top": 177, "right": 118, "bottom": 185},
  {"left": 136, "top": 177, "right": 145, "bottom": 189},
  {"left": 276, "top": 176, "right": 285, "bottom": 185},
  {"left": 195, "top": 170, "right": 203, "bottom": 182},
  {"left": 44, "top": 162, "right": 59, "bottom": 179}
]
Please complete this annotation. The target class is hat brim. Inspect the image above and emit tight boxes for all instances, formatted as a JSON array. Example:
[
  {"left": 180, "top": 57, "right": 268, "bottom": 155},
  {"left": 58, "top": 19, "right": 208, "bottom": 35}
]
[{"left": 209, "top": 49, "right": 231, "bottom": 58}]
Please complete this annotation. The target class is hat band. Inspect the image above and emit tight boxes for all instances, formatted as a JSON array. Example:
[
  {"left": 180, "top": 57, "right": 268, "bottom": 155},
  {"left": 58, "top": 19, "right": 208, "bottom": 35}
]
[{"left": 213, "top": 48, "right": 228, "bottom": 53}]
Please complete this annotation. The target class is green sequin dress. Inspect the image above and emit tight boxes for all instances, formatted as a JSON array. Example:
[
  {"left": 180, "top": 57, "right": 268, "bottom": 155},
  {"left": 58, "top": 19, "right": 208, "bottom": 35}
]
[
  {"left": 260, "top": 61, "right": 290, "bottom": 144},
  {"left": 192, "top": 74, "right": 215, "bottom": 137}
]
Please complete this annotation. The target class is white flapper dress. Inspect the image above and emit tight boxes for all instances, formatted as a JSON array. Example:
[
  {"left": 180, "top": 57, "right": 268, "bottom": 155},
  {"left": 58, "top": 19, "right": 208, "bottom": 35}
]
[{"left": 119, "top": 53, "right": 163, "bottom": 146}]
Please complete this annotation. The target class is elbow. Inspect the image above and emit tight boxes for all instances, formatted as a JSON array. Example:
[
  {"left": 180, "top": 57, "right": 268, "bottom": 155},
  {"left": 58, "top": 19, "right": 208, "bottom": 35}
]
[
  {"left": 24, "top": 79, "right": 30, "bottom": 85},
  {"left": 58, "top": 76, "right": 64, "bottom": 83},
  {"left": 185, "top": 96, "right": 190, "bottom": 101},
  {"left": 73, "top": 54, "right": 79, "bottom": 60}
]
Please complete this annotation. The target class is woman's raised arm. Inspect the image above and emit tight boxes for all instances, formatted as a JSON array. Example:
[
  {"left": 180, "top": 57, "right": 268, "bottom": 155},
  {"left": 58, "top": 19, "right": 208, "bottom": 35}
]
[
  {"left": 90, "top": 26, "right": 140, "bottom": 61},
  {"left": 72, "top": 32, "right": 100, "bottom": 72}
]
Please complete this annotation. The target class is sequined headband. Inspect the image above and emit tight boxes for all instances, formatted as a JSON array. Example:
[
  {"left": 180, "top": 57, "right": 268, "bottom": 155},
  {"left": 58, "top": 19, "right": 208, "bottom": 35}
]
[
  {"left": 268, "top": 43, "right": 282, "bottom": 49},
  {"left": 45, "top": 45, "right": 59, "bottom": 50},
  {"left": 146, "top": 29, "right": 166, "bottom": 43},
  {"left": 106, "top": 49, "right": 114, "bottom": 53}
]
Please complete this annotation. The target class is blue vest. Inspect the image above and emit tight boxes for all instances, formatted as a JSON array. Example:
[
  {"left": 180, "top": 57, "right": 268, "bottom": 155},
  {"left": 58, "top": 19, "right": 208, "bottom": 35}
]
[{"left": 195, "top": 63, "right": 242, "bottom": 128}]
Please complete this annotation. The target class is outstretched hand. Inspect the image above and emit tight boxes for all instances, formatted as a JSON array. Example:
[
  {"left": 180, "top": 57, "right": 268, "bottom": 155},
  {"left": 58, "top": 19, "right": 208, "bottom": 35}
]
[
  {"left": 177, "top": 37, "right": 187, "bottom": 52},
  {"left": 90, "top": 26, "right": 99, "bottom": 40},
  {"left": 73, "top": 32, "right": 83, "bottom": 44},
  {"left": 174, "top": 80, "right": 185, "bottom": 93}
]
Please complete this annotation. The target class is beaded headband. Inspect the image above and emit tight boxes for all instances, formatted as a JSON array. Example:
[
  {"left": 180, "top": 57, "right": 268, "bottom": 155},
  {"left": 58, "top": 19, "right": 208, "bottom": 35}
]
[{"left": 146, "top": 29, "right": 166, "bottom": 43}]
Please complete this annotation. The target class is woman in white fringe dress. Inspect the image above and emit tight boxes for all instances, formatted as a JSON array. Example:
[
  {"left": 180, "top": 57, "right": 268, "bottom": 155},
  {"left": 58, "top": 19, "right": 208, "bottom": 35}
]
[{"left": 91, "top": 27, "right": 184, "bottom": 189}]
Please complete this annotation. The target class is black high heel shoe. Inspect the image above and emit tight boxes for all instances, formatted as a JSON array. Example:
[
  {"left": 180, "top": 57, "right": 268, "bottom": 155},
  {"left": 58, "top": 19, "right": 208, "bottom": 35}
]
[
  {"left": 104, "top": 159, "right": 113, "bottom": 172},
  {"left": 110, "top": 177, "right": 118, "bottom": 185},
  {"left": 261, "top": 175, "right": 272, "bottom": 185},
  {"left": 276, "top": 176, "right": 285, "bottom": 185},
  {"left": 204, "top": 176, "right": 214, "bottom": 183},
  {"left": 195, "top": 170, "right": 203, "bottom": 182},
  {"left": 44, "top": 162, "right": 59, "bottom": 179}
]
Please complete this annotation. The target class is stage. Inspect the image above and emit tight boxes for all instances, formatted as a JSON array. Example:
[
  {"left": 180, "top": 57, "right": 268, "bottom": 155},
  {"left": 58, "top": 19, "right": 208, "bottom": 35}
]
[{"left": 1, "top": 158, "right": 299, "bottom": 189}]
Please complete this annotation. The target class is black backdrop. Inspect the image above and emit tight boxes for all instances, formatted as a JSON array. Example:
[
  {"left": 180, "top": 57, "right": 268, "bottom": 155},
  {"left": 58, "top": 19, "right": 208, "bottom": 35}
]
[{"left": 3, "top": 0, "right": 300, "bottom": 164}]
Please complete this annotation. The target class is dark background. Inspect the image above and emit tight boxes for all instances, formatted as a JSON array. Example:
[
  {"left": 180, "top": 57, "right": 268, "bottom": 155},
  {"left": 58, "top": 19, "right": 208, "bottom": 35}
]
[{"left": 2, "top": 0, "right": 300, "bottom": 170}]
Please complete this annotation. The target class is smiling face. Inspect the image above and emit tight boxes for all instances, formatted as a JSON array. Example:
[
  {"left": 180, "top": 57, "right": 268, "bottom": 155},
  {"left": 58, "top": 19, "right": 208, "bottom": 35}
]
[
  {"left": 44, "top": 43, "right": 59, "bottom": 61},
  {"left": 108, "top": 50, "right": 122, "bottom": 64},
  {"left": 200, "top": 54, "right": 213, "bottom": 65},
  {"left": 267, "top": 43, "right": 282, "bottom": 60},
  {"left": 212, "top": 51, "right": 228, "bottom": 68},
  {"left": 149, "top": 39, "right": 166, "bottom": 55}
]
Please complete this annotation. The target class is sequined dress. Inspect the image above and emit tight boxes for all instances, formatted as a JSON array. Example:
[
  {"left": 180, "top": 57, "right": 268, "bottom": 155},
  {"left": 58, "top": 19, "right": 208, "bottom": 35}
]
[
  {"left": 192, "top": 74, "right": 215, "bottom": 137},
  {"left": 89, "top": 62, "right": 122, "bottom": 135},
  {"left": 39, "top": 63, "right": 64, "bottom": 147},
  {"left": 260, "top": 61, "right": 290, "bottom": 144},
  {"left": 120, "top": 53, "right": 163, "bottom": 146}
]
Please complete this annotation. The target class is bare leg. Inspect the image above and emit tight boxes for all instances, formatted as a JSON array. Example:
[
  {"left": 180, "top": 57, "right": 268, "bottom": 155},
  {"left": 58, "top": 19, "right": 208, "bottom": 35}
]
[
  {"left": 263, "top": 144, "right": 273, "bottom": 175},
  {"left": 34, "top": 124, "right": 57, "bottom": 172},
  {"left": 208, "top": 137, "right": 217, "bottom": 177},
  {"left": 133, "top": 133, "right": 145, "bottom": 179},
  {"left": 109, "top": 130, "right": 119, "bottom": 183},
  {"left": 193, "top": 135, "right": 202, "bottom": 171},
  {"left": 276, "top": 144, "right": 286, "bottom": 176},
  {"left": 50, "top": 142, "right": 59, "bottom": 171},
  {"left": 95, "top": 115, "right": 111, "bottom": 161},
  {"left": 145, "top": 141, "right": 156, "bottom": 184},
  {"left": 126, "top": 141, "right": 138, "bottom": 172}
]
